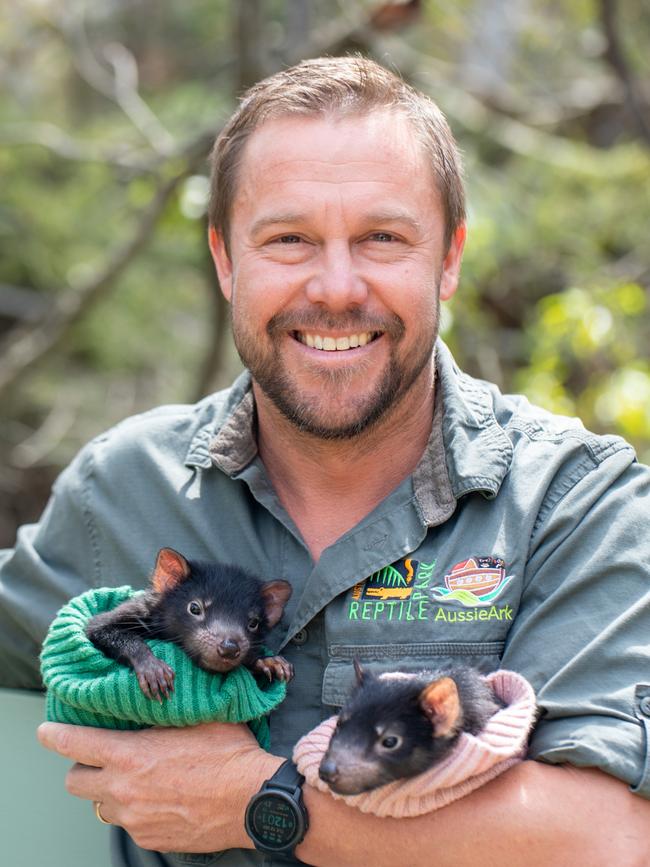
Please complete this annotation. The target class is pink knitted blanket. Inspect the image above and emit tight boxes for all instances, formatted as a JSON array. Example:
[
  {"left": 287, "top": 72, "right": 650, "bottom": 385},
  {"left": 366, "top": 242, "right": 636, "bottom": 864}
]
[{"left": 293, "top": 669, "right": 536, "bottom": 817}]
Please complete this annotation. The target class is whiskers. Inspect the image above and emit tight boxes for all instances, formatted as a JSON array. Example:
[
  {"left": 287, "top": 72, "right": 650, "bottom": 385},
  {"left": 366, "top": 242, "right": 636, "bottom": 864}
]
[
  {"left": 154, "top": 630, "right": 185, "bottom": 644},
  {"left": 110, "top": 615, "right": 152, "bottom": 633}
]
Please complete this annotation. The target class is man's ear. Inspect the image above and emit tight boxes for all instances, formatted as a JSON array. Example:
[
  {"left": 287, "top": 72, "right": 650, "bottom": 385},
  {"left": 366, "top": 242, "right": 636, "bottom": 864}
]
[
  {"left": 439, "top": 223, "right": 466, "bottom": 302},
  {"left": 208, "top": 225, "right": 233, "bottom": 302}
]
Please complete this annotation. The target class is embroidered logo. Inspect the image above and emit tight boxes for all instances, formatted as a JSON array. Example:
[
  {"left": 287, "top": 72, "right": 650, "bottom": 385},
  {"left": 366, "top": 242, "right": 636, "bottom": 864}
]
[
  {"left": 348, "top": 559, "right": 436, "bottom": 622},
  {"left": 431, "top": 557, "right": 514, "bottom": 608}
]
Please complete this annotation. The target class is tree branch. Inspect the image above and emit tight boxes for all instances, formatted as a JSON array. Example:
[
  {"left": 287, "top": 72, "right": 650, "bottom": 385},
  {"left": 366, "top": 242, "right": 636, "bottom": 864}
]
[
  {"left": 598, "top": 0, "right": 650, "bottom": 147},
  {"left": 0, "top": 121, "right": 160, "bottom": 171},
  {"left": 0, "top": 131, "right": 215, "bottom": 400},
  {"left": 102, "top": 42, "right": 177, "bottom": 155},
  {"left": 55, "top": 7, "right": 176, "bottom": 155},
  {"left": 388, "top": 43, "right": 647, "bottom": 177}
]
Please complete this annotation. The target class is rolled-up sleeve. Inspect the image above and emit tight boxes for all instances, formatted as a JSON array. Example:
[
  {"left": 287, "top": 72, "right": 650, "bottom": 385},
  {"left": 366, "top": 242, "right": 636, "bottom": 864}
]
[{"left": 501, "top": 452, "right": 650, "bottom": 796}]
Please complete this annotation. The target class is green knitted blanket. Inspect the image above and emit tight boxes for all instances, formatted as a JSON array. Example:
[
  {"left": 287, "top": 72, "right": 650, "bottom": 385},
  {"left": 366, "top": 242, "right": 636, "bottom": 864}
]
[{"left": 40, "top": 586, "right": 287, "bottom": 749}]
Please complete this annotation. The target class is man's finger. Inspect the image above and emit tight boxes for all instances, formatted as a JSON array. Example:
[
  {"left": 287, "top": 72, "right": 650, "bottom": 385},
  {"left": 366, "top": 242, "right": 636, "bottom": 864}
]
[
  {"left": 66, "top": 762, "right": 104, "bottom": 800},
  {"left": 37, "top": 721, "right": 129, "bottom": 767}
]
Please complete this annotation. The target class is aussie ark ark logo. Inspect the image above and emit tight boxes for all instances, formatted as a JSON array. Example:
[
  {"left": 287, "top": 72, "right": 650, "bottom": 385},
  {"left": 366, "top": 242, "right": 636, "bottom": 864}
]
[
  {"left": 347, "top": 556, "right": 514, "bottom": 625},
  {"left": 430, "top": 556, "right": 514, "bottom": 622}
]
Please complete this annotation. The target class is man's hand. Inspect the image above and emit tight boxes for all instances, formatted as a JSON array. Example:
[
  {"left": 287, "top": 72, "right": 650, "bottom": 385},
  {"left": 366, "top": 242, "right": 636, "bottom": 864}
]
[
  {"left": 37, "top": 720, "right": 283, "bottom": 853},
  {"left": 37, "top": 722, "right": 650, "bottom": 866}
]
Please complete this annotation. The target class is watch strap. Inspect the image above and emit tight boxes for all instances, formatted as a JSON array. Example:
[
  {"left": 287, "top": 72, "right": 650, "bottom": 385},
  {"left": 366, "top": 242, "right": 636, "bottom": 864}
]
[{"left": 266, "top": 759, "right": 305, "bottom": 793}]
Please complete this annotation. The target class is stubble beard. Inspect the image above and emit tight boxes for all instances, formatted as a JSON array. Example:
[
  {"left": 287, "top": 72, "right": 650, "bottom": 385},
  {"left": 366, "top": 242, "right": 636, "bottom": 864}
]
[{"left": 231, "top": 304, "right": 439, "bottom": 441}]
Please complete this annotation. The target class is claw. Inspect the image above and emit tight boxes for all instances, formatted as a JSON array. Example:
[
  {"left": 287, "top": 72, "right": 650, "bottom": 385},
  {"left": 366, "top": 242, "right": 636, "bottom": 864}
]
[
  {"left": 253, "top": 655, "right": 294, "bottom": 683},
  {"left": 133, "top": 658, "right": 176, "bottom": 701}
]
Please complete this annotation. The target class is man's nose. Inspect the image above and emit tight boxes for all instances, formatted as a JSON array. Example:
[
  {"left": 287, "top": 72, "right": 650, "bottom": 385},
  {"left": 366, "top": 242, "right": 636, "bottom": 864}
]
[{"left": 304, "top": 243, "right": 368, "bottom": 311}]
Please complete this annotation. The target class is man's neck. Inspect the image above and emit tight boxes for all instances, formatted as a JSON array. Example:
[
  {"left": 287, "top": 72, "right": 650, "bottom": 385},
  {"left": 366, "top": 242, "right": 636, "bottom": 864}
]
[{"left": 254, "top": 371, "right": 435, "bottom": 561}]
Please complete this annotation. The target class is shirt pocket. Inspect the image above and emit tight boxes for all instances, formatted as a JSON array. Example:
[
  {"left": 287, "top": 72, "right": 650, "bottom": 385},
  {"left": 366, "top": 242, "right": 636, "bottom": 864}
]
[{"left": 321, "top": 640, "right": 505, "bottom": 708}]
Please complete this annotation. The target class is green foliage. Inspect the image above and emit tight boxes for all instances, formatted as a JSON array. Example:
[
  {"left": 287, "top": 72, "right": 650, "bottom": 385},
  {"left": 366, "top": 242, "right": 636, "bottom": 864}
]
[
  {"left": 517, "top": 283, "right": 650, "bottom": 460},
  {"left": 444, "top": 133, "right": 650, "bottom": 462},
  {"left": 1, "top": 0, "right": 649, "bottom": 505}
]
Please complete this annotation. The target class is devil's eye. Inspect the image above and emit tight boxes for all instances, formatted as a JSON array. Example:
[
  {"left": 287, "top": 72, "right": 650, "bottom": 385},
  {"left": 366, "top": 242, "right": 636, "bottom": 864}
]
[
  {"left": 247, "top": 617, "right": 261, "bottom": 631},
  {"left": 380, "top": 735, "right": 401, "bottom": 750},
  {"left": 187, "top": 601, "right": 202, "bottom": 616}
]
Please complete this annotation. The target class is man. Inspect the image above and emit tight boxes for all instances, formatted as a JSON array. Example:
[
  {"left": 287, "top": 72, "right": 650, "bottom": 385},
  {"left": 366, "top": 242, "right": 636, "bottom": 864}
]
[{"left": 2, "top": 56, "right": 649, "bottom": 866}]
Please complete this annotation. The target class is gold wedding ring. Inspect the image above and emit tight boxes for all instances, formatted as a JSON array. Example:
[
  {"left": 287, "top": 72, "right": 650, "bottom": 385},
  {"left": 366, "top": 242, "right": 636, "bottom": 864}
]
[{"left": 94, "top": 800, "right": 112, "bottom": 825}]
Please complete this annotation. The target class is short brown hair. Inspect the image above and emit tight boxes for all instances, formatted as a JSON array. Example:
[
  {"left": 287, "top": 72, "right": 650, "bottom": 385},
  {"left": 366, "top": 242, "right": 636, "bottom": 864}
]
[{"left": 208, "top": 55, "right": 465, "bottom": 254}]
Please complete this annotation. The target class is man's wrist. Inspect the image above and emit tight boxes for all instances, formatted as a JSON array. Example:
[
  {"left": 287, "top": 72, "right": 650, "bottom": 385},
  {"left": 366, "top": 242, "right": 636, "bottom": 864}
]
[{"left": 233, "top": 751, "right": 285, "bottom": 850}]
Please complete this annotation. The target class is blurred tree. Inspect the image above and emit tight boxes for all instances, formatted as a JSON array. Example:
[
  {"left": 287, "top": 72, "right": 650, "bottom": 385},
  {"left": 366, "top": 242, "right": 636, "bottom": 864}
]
[{"left": 0, "top": 0, "right": 648, "bottom": 546}]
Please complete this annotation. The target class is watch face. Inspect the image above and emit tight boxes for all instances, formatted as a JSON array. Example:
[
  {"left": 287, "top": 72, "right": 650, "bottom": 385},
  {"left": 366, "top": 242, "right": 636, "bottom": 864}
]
[{"left": 248, "top": 792, "right": 300, "bottom": 850}]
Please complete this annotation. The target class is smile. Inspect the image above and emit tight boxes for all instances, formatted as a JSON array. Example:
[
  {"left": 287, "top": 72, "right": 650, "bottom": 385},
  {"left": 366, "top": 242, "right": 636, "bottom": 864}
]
[{"left": 293, "top": 331, "right": 381, "bottom": 351}]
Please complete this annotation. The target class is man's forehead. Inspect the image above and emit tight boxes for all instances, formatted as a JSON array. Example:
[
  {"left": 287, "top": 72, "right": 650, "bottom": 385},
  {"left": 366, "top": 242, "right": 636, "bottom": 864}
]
[
  {"left": 231, "top": 111, "right": 436, "bottom": 219},
  {"left": 238, "top": 109, "right": 427, "bottom": 176}
]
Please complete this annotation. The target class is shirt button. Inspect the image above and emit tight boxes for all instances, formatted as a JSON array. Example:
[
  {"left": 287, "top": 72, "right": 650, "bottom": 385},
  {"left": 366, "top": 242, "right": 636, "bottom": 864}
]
[
  {"left": 291, "top": 629, "right": 308, "bottom": 646},
  {"left": 639, "top": 696, "right": 650, "bottom": 716}
]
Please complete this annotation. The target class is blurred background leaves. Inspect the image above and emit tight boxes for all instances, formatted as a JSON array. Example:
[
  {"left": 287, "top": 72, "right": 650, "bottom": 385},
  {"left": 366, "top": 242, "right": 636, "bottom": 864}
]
[{"left": 1, "top": 0, "right": 648, "bottom": 545}]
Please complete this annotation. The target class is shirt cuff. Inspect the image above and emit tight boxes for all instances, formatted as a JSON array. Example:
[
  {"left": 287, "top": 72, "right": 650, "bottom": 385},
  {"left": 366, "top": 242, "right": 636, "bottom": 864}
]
[{"left": 528, "top": 686, "right": 650, "bottom": 798}]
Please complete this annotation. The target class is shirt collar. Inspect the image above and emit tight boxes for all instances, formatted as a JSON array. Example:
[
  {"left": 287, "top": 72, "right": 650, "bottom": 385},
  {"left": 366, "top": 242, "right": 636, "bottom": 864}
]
[
  {"left": 207, "top": 382, "right": 257, "bottom": 475},
  {"left": 184, "top": 369, "right": 256, "bottom": 471},
  {"left": 434, "top": 338, "right": 513, "bottom": 503}
]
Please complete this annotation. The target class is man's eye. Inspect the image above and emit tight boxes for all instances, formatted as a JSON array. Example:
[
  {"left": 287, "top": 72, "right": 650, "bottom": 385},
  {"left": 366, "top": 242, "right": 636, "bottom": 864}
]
[
  {"left": 369, "top": 232, "right": 396, "bottom": 242},
  {"left": 275, "top": 234, "right": 302, "bottom": 244}
]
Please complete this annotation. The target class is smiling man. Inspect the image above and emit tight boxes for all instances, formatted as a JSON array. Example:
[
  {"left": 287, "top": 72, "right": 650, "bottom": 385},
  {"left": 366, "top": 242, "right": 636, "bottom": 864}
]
[
  {"left": 2, "top": 56, "right": 650, "bottom": 867},
  {"left": 212, "top": 110, "right": 460, "bottom": 447}
]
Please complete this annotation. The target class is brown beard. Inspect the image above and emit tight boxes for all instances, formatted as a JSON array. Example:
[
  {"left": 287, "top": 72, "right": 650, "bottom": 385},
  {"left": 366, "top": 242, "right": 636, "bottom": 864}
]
[{"left": 231, "top": 303, "right": 439, "bottom": 440}]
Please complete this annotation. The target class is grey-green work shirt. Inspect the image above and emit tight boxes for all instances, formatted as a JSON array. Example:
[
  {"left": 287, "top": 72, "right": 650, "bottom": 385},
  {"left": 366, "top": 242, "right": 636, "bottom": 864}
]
[{"left": 2, "top": 340, "right": 650, "bottom": 867}]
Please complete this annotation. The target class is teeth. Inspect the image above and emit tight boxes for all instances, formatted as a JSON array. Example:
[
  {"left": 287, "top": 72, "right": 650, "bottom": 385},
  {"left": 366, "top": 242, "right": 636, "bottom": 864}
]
[{"left": 299, "top": 332, "right": 376, "bottom": 351}]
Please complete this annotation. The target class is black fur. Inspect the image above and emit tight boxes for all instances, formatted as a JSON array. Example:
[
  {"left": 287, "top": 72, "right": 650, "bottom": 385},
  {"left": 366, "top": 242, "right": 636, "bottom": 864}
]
[
  {"left": 318, "top": 665, "right": 503, "bottom": 794},
  {"left": 86, "top": 552, "right": 293, "bottom": 700}
]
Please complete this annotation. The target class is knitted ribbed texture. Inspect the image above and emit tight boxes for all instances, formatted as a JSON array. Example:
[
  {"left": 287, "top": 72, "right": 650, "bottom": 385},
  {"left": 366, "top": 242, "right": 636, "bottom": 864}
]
[
  {"left": 40, "top": 586, "right": 287, "bottom": 750},
  {"left": 293, "top": 669, "right": 536, "bottom": 817}
]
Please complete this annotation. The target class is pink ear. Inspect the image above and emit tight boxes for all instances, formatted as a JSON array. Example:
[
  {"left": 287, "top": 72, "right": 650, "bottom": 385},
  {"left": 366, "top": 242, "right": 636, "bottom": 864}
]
[
  {"left": 259, "top": 580, "right": 292, "bottom": 627},
  {"left": 353, "top": 658, "right": 365, "bottom": 686},
  {"left": 418, "top": 677, "right": 462, "bottom": 737},
  {"left": 151, "top": 548, "right": 191, "bottom": 593}
]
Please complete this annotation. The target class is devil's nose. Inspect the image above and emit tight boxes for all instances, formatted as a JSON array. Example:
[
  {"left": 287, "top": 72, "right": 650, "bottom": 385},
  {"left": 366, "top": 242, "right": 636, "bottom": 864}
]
[
  {"left": 319, "top": 758, "right": 339, "bottom": 783},
  {"left": 217, "top": 639, "right": 241, "bottom": 659}
]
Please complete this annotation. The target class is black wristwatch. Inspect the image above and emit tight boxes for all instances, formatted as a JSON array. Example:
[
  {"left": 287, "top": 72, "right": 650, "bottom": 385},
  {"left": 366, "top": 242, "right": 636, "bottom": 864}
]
[{"left": 245, "top": 759, "right": 309, "bottom": 860}]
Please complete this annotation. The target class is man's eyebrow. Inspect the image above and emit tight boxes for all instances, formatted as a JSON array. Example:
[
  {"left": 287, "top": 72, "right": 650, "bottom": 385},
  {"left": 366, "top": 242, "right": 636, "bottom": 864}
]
[
  {"left": 361, "top": 211, "right": 423, "bottom": 232},
  {"left": 250, "top": 213, "right": 307, "bottom": 237},
  {"left": 250, "top": 210, "right": 423, "bottom": 236}
]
